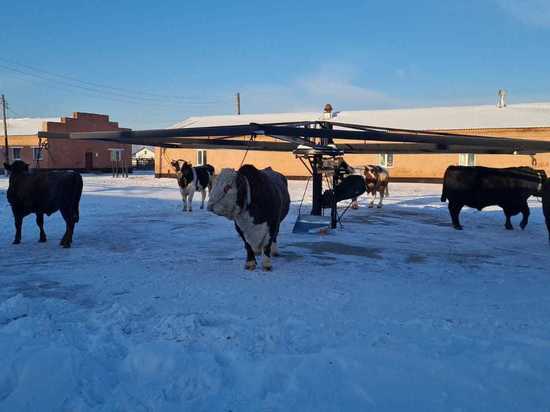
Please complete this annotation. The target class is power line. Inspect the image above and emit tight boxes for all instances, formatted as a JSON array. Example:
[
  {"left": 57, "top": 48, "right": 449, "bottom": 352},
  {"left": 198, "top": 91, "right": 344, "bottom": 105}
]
[
  {"left": 0, "top": 64, "right": 221, "bottom": 107},
  {"left": 0, "top": 57, "right": 230, "bottom": 104}
]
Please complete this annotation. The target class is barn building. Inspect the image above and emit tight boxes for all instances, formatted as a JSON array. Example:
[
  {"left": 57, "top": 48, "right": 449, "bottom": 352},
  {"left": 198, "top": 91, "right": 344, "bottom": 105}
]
[
  {"left": 1, "top": 112, "right": 132, "bottom": 172},
  {"left": 155, "top": 101, "right": 550, "bottom": 181}
]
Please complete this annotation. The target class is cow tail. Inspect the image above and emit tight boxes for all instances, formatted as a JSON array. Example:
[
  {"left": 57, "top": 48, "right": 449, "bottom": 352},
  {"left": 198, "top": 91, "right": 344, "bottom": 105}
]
[
  {"left": 385, "top": 184, "right": 389, "bottom": 197},
  {"left": 441, "top": 182, "right": 447, "bottom": 202},
  {"left": 74, "top": 174, "right": 83, "bottom": 223}
]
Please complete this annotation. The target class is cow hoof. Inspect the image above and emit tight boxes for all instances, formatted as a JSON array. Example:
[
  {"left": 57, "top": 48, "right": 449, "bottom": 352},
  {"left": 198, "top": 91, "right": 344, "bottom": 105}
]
[
  {"left": 453, "top": 225, "right": 463, "bottom": 230},
  {"left": 505, "top": 225, "right": 514, "bottom": 231},
  {"left": 262, "top": 257, "right": 272, "bottom": 271},
  {"left": 368, "top": 204, "right": 374, "bottom": 209},
  {"left": 377, "top": 205, "right": 383, "bottom": 209},
  {"left": 520, "top": 223, "right": 527, "bottom": 230},
  {"left": 62, "top": 244, "right": 71, "bottom": 248},
  {"left": 13, "top": 239, "right": 21, "bottom": 245},
  {"left": 245, "top": 261, "right": 256, "bottom": 271},
  {"left": 39, "top": 238, "right": 47, "bottom": 243}
]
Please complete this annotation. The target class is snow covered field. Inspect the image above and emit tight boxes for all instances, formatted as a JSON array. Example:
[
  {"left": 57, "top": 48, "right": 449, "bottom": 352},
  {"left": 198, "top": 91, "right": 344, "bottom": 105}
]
[{"left": 1, "top": 173, "right": 550, "bottom": 411}]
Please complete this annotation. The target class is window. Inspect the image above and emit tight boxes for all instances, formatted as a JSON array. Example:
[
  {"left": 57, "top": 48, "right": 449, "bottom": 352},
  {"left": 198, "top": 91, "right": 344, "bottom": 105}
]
[
  {"left": 459, "top": 153, "right": 476, "bottom": 166},
  {"left": 379, "top": 153, "right": 394, "bottom": 168},
  {"left": 33, "top": 147, "right": 44, "bottom": 161},
  {"left": 197, "top": 149, "right": 207, "bottom": 166},
  {"left": 10, "top": 147, "right": 22, "bottom": 161},
  {"left": 109, "top": 149, "right": 123, "bottom": 161}
]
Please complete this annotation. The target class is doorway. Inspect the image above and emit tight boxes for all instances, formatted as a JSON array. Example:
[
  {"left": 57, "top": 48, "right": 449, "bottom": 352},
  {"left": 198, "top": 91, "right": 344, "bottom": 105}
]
[{"left": 85, "top": 152, "right": 94, "bottom": 170}]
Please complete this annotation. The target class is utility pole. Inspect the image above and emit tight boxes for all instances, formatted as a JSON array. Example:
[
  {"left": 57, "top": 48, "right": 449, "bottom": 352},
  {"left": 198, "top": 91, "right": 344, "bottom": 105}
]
[
  {"left": 1, "top": 94, "right": 9, "bottom": 174},
  {"left": 235, "top": 92, "right": 241, "bottom": 115}
]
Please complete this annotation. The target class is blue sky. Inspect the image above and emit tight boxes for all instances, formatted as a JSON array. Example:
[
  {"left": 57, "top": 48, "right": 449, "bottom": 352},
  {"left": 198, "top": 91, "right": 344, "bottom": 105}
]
[{"left": 1, "top": 0, "right": 549, "bottom": 129}]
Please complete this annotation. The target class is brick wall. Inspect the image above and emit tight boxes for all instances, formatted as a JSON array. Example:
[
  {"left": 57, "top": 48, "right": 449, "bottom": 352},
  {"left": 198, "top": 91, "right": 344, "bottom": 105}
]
[
  {"left": 1, "top": 112, "right": 132, "bottom": 171},
  {"left": 45, "top": 112, "right": 132, "bottom": 171}
]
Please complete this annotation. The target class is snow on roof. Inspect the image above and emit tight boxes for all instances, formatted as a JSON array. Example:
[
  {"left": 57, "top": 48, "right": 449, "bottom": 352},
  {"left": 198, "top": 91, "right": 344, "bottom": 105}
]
[
  {"left": 6, "top": 117, "right": 60, "bottom": 136},
  {"left": 171, "top": 102, "right": 550, "bottom": 131},
  {"left": 171, "top": 111, "right": 322, "bottom": 129}
]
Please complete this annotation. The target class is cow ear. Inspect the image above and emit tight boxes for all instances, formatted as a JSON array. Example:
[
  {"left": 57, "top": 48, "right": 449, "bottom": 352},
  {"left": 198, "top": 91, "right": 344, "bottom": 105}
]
[
  {"left": 3, "top": 162, "right": 10, "bottom": 171},
  {"left": 236, "top": 174, "right": 247, "bottom": 209}
]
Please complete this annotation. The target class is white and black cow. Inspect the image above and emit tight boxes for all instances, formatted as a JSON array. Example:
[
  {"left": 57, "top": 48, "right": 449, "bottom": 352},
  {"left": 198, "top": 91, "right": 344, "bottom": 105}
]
[
  {"left": 207, "top": 164, "right": 290, "bottom": 271},
  {"left": 441, "top": 166, "right": 546, "bottom": 230},
  {"left": 171, "top": 160, "right": 215, "bottom": 212}
]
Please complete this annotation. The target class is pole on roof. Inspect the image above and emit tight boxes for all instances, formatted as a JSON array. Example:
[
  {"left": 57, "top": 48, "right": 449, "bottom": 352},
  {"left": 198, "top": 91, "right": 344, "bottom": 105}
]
[
  {"left": 236, "top": 92, "right": 241, "bottom": 115},
  {"left": 1, "top": 94, "right": 9, "bottom": 174}
]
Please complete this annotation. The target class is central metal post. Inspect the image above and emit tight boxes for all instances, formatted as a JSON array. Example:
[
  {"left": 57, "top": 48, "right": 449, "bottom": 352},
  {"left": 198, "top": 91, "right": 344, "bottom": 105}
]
[
  {"left": 331, "top": 169, "right": 338, "bottom": 229},
  {"left": 310, "top": 155, "right": 323, "bottom": 216}
]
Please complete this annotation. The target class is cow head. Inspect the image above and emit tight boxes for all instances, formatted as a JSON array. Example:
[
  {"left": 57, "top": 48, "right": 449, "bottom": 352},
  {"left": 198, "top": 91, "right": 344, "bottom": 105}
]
[
  {"left": 207, "top": 168, "right": 245, "bottom": 219},
  {"left": 4, "top": 161, "right": 29, "bottom": 174},
  {"left": 364, "top": 165, "right": 378, "bottom": 183},
  {"left": 171, "top": 160, "right": 193, "bottom": 185},
  {"left": 536, "top": 169, "right": 548, "bottom": 196},
  {"left": 170, "top": 160, "right": 181, "bottom": 172}
]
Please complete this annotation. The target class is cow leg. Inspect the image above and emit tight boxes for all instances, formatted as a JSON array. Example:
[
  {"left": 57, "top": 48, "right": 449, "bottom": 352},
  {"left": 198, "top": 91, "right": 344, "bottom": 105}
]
[
  {"left": 187, "top": 190, "right": 194, "bottom": 212},
  {"left": 519, "top": 203, "right": 530, "bottom": 230},
  {"left": 60, "top": 208, "right": 75, "bottom": 248},
  {"left": 448, "top": 202, "right": 464, "bottom": 230},
  {"left": 377, "top": 189, "right": 384, "bottom": 208},
  {"left": 503, "top": 209, "right": 514, "bottom": 230},
  {"left": 369, "top": 192, "right": 376, "bottom": 208},
  {"left": 262, "top": 241, "right": 273, "bottom": 271},
  {"left": 271, "top": 242, "right": 279, "bottom": 256},
  {"left": 180, "top": 189, "right": 187, "bottom": 211},
  {"left": 36, "top": 213, "right": 47, "bottom": 242},
  {"left": 351, "top": 197, "right": 359, "bottom": 210},
  {"left": 13, "top": 212, "right": 23, "bottom": 244},
  {"left": 200, "top": 189, "right": 206, "bottom": 209},
  {"left": 235, "top": 223, "right": 256, "bottom": 270}
]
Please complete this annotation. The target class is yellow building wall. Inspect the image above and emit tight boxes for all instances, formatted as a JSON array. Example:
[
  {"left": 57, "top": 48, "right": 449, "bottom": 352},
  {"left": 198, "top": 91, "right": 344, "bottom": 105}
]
[{"left": 0, "top": 135, "right": 54, "bottom": 168}]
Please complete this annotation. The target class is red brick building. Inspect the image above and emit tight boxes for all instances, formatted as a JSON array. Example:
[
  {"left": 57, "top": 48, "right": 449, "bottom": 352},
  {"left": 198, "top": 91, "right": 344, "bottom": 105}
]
[{"left": 1, "top": 112, "right": 131, "bottom": 172}]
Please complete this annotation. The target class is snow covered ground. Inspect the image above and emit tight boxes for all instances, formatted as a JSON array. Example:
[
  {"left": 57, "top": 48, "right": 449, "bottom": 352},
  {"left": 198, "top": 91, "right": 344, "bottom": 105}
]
[{"left": 1, "top": 173, "right": 550, "bottom": 411}]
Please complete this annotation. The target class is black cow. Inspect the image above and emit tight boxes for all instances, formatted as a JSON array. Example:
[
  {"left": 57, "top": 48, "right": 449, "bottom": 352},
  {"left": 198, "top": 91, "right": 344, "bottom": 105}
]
[
  {"left": 543, "top": 179, "right": 550, "bottom": 244},
  {"left": 4, "top": 161, "right": 83, "bottom": 247},
  {"left": 207, "top": 165, "right": 290, "bottom": 271},
  {"left": 171, "top": 160, "right": 215, "bottom": 211},
  {"left": 441, "top": 166, "right": 546, "bottom": 230}
]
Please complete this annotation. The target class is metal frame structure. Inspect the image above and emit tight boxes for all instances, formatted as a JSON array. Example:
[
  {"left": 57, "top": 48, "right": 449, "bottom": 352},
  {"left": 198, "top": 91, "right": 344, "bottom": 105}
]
[{"left": 39, "top": 119, "right": 550, "bottom": 229}]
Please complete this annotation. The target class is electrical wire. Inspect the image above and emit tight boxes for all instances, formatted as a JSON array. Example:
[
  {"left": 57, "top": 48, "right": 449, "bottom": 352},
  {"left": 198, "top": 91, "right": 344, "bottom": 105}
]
[
  {"left": 0, "top": 57, "right": 230, "bottom": 103},
  {"left": 0, "top": 58, "right": 231, "bottom": 107}
]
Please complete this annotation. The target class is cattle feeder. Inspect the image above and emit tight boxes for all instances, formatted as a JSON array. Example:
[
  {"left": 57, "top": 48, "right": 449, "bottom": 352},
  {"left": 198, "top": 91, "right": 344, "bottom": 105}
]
[{"left": 40, "top": 109, "right": 550, "bottom": 233}]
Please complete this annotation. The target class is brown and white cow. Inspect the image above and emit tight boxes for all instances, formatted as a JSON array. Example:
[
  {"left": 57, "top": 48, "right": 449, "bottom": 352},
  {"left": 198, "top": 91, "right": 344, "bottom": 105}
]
[
  {"left": 363, "top": 165, "right": 390, "bottom": 208},
  {"left": 171, "top": 160, "right": 215, "bottom": 212},
  {"left": 207, "top": 165, "right": 290, "bottom": 271}
]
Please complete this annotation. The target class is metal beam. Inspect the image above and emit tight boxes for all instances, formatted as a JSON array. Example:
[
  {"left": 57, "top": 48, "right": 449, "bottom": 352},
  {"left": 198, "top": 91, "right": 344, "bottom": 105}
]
[
  {"left": 38, "top": 120, "right": 550, "bottom": 154},
  {"left": 258, "top": 124, "right": 550, "bottom": 152}
]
